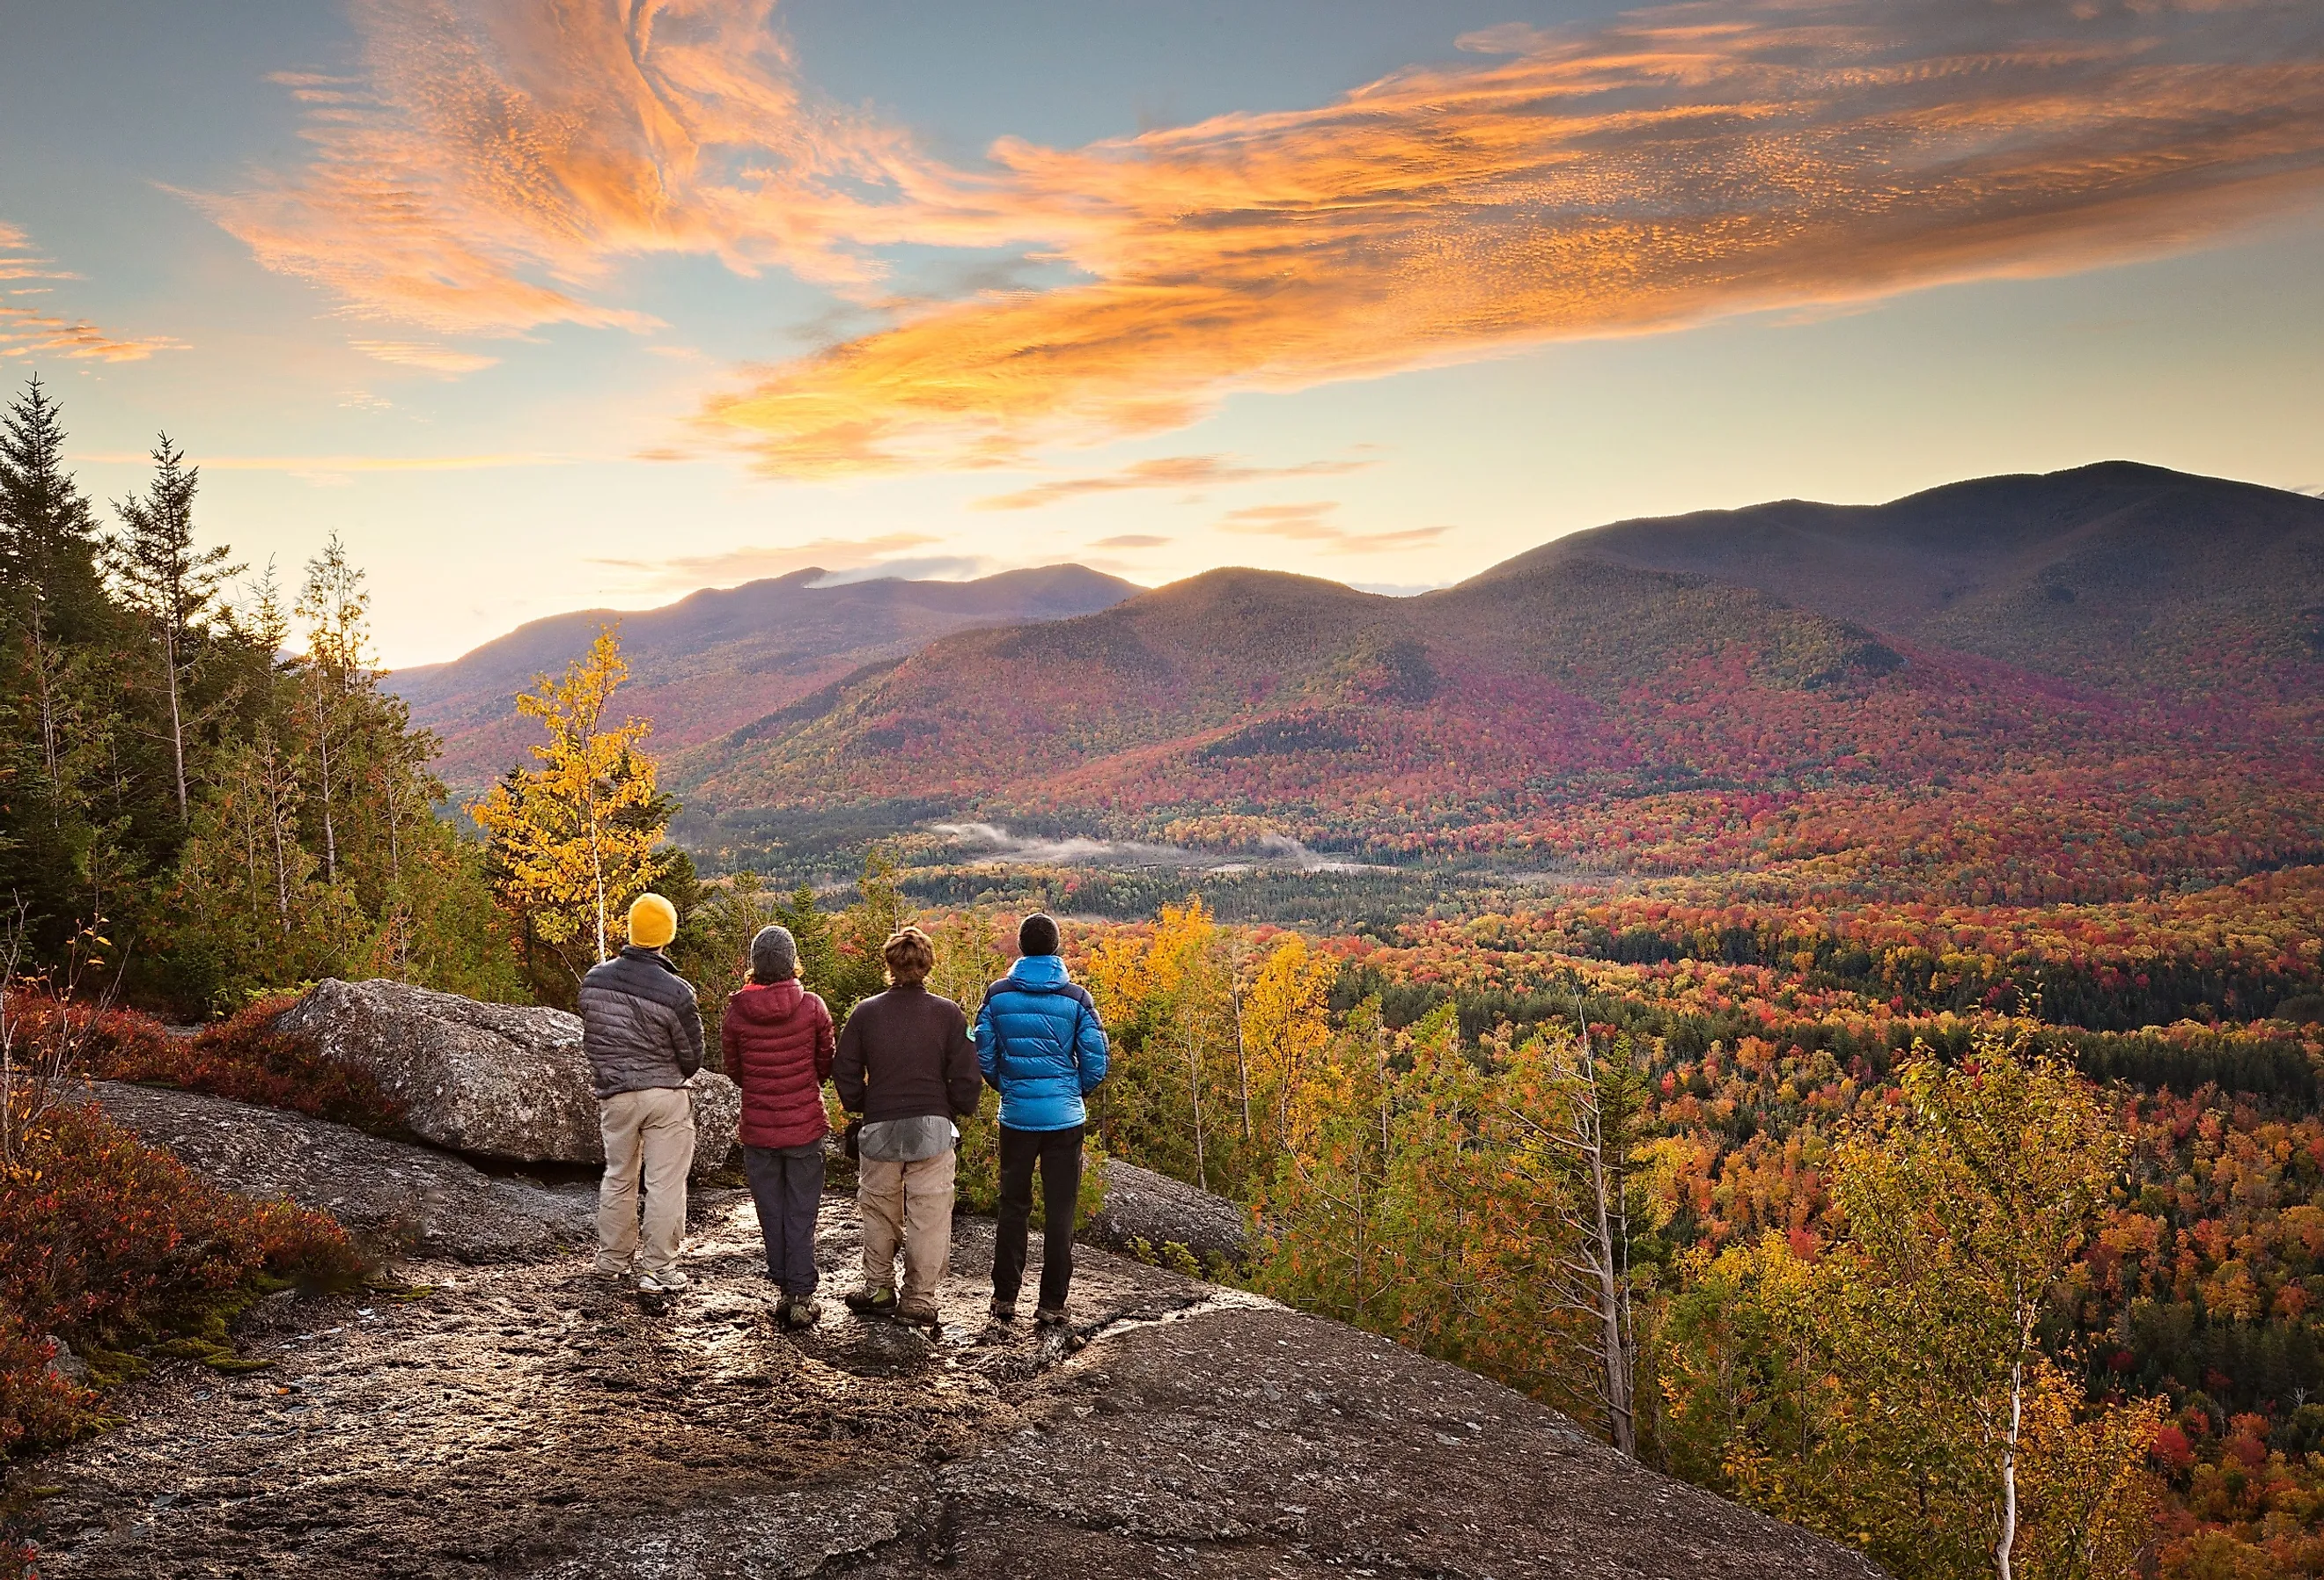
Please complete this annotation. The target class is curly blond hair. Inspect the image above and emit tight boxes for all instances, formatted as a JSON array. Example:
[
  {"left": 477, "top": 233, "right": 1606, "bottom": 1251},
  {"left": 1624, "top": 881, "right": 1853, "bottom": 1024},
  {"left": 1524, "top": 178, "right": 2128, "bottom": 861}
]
[{"left": 882, "top": 925, "right": 935, "bottom": 986}]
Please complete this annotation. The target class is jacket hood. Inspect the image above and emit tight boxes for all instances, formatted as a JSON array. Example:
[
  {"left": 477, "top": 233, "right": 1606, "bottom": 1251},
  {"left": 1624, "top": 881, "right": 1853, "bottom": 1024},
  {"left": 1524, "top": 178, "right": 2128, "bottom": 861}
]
[
  {"left": 729, "top": 979, "right": 806, "bottom": 1022},
  {"left": 1006, "top": 954, "right": 1070, "bottom": 988}
]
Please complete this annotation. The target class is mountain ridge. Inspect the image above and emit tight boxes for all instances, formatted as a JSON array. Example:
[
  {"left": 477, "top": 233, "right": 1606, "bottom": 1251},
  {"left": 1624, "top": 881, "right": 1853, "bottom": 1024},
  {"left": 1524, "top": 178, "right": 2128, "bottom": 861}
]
[
  {"left": 661, "top": 465, "right": 2322, "bottom": 898},
  {"left": 391, "top": 563, "right": 1139, "bottom": 787}
]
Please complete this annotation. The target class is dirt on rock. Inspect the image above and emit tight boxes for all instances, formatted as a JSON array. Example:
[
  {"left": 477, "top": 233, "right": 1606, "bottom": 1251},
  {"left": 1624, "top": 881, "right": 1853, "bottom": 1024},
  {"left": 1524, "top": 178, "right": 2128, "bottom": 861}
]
[{"left": 16, "top": 1091, "right": 1886, "bottom": 1580}]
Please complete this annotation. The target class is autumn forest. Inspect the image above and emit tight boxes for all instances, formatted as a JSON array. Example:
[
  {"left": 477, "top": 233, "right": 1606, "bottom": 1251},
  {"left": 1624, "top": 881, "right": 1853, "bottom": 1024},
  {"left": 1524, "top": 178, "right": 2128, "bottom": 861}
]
[{"left": 5, "top": 372, "right": 2324, "bottom": 1579}]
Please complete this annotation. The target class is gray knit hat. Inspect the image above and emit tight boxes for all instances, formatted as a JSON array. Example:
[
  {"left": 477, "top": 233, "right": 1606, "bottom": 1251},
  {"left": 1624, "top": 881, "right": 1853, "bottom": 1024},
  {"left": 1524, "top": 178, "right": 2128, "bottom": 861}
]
[{"left": 750, "top": 924, "right": 799, "bottom": 983}]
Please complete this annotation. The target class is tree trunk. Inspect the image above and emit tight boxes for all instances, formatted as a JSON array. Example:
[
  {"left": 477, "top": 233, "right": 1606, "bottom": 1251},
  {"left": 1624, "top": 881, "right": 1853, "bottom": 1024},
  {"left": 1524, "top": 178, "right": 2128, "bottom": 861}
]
[
  {"left": 29, "top": 601, "right": 62, "bottom": 827},
  {"left": 1186, "top": 1025, "right": 1208, "bottom": 1194},
  {"left": 163, "top": 621, "right": 188, "bottom": 823},
  {"left": 1997, "top": 1359, "right": 2021, "bottom": 1580},
  {"left": 312, "top": 682, "right": 336, "bottom": 882},
  {"left": 1232, "top": 978, "right": 1253, "bottom": 1145}
]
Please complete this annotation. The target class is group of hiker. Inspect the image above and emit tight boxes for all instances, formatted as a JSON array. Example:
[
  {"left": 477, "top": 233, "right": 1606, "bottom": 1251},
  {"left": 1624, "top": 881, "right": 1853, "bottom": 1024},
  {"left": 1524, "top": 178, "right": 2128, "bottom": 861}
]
[{"left": 575, "top": 893, "right": 1110, "bottom": 1333}]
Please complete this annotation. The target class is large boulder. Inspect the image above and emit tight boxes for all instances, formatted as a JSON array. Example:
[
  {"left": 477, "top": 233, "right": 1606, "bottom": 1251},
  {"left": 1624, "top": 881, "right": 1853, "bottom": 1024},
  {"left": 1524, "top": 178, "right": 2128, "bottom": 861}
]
[
  {"left": 274, "top": 979, "right": 740, "bottom": 1178},
  {"left": 1082, "top": 1157, "right": 1251, "bottom": 1266},
  {"left": 85, "top": 1081, "right": 599, "bottom": 1263}
]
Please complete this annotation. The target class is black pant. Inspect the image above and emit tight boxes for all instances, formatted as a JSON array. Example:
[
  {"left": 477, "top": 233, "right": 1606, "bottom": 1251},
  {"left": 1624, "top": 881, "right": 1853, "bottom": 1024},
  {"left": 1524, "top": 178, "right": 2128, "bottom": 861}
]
[
  {"left": 992, "top": 1123, "right": 1084, "bottom": 1311},
  {"left": 743, "top": 1142, "right": 825, "bottom": 1295}
]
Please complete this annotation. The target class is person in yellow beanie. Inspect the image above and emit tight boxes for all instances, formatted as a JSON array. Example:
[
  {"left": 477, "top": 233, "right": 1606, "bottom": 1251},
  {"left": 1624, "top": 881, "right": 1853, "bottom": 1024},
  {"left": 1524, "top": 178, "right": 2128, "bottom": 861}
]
[{"left": 577, "top": 893, "right": 704, "bottom": 1295}]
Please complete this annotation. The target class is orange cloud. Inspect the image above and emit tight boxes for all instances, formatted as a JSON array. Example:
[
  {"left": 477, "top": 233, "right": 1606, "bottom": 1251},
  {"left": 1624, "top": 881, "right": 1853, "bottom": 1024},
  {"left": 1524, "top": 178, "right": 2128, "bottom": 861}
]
[
  {"left": 196, "top": 1, "right": 941, "bottom": 336},
  {"left": 589, "top": 531, "right": 949, "bottom": 590},
  {"left": 702, "top": 0, "right": 2324, "bottom": 472},
  {"left": 351, "top": 340, "right": 501, "bottom": 374},
  {"left": 201, "top": 0, "right": 2324, "bottom": 473},
  {"left": 973, "top": 452, "right": 1373, "bottom": 510},
  {"left": 1218, "top": 502, "right": 1451, "bottom": 555},
  {"left": 0, "top": 223, "right": 187, "bottom": 364}
]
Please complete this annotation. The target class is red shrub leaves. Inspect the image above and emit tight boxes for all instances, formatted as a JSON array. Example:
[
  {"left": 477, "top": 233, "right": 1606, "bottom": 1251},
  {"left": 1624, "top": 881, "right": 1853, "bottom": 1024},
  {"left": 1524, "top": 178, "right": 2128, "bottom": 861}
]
[
  {"left": 76, "top": 998, "right": 404, "bottom": 1135},
  {"left": 0, "top": 1093, "right": 363, "bottom": 1458}
]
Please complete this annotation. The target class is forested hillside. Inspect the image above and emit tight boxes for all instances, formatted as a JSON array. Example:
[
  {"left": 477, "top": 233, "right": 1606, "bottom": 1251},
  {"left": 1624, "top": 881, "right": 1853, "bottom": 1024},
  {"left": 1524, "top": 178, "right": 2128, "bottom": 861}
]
[
  {"left": 391, "top": 563, "right": 1136, "bottom": 790},
  {"left": 669, "top": 466, "right": 2321, "bottom": 908}
]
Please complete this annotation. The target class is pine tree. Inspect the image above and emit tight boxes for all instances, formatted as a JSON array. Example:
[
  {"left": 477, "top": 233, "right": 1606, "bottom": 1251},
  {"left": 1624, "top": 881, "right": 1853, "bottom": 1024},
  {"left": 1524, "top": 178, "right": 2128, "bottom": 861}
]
[
  {"left": 109, "top": 436, "right": 239, "bottom": 824},
  {"left": 0, "top": 378, "right": 132, "bottom": 948},
  {"left": 0, "top": 376, "right": 110, "bottom": 643}
]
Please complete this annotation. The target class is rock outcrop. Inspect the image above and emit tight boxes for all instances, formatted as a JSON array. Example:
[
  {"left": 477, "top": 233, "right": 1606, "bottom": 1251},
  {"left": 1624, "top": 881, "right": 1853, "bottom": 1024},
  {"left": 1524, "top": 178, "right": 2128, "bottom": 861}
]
[
  {"left": 16, "top": 1190, "right": 1887, "bottom": 1580},
  {"left": 274, "top": 978, "right": 740, "bottom": 1177},
  {"left": 1084, "top": 1157, "right": 1251, "bottom": 1265},
  {"left": 87, "top": 1082, "right": 597, "bottom": 1262}
]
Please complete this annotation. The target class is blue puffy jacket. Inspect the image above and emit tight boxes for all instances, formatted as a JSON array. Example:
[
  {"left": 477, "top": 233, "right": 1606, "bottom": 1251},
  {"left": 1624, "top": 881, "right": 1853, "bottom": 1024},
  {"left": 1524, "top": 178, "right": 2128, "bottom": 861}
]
[{"left": 974, "top": 954, "right": 1110, "bottom": 1132}]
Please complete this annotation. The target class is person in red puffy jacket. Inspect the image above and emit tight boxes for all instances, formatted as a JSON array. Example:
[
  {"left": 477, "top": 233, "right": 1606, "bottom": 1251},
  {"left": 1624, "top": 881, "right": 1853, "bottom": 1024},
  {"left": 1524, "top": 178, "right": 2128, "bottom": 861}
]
[{"left": 722, "top": 924, "right": 835, "bottom": 1327}]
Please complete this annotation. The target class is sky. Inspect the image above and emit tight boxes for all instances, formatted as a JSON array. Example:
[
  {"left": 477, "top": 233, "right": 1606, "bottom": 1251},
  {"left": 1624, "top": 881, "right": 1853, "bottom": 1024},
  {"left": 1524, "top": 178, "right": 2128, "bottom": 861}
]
[{"left": 4, "top": 0, "right": 2322, "bottom": 669}]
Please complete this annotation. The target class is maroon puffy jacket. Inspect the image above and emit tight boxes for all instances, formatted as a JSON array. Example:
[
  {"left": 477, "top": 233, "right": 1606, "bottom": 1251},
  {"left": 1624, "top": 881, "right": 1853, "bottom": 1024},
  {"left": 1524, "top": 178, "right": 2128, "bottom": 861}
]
[{"left": 721, "top": 980, "right": 835, "bottom": 1150}]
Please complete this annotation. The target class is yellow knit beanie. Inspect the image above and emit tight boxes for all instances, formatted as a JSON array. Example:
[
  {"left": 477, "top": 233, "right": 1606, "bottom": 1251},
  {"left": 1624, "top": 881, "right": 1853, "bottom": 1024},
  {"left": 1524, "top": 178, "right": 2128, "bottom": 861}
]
[{"left": 627, "top": 893, "right": 678, "bottom": 950}]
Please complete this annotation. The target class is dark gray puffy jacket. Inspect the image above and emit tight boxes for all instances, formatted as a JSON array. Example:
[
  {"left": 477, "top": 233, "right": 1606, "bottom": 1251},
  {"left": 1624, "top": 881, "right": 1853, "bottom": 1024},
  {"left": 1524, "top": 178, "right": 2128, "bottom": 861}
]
[{"left": 578, "top": 946, "right": 704, "bottom": 1098}]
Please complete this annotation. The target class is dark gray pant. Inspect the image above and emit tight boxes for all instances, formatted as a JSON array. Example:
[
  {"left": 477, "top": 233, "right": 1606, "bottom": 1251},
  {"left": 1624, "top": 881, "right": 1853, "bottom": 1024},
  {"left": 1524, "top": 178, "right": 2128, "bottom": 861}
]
[
  {"left": 993, "top": 1123, "right": 1084, "bottom": 1311},
  {"left": 743, "top": 1142, "right": 825, "bottom": 1295}
]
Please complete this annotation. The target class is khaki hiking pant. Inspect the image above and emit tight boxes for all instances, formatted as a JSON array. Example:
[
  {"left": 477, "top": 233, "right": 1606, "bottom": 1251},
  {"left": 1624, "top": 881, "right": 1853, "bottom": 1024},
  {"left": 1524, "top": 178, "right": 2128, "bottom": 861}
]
[
  {"left": 858, "top": 1149, "right": 956, "bottom": 1314},
  {"left": 597, "top": 1086, "right": 696, "bottom": 1278}
]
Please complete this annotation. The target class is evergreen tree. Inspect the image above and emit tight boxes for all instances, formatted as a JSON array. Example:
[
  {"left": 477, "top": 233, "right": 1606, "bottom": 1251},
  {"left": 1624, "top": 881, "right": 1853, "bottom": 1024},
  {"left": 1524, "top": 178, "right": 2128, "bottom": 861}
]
[
  {"left": 0, "top": 378, "right": 134, "bottom": 951},
  {"left": 109, "top": 436, "right": 239, "bottom": 824}
]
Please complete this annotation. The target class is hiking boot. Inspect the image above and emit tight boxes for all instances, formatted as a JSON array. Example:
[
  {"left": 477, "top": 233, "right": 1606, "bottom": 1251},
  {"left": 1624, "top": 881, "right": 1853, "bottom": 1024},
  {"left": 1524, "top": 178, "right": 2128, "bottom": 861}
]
[
  {"left": 895, "top": 1301, "right": 942, "bottom": 1331},
  {"left": 783, "top": 1297, "right": 823, "bottom": 1330},
  {"left": 637, "top": 1269, "right": 691, "bottom": 1295},
  {"left": 772, "top": 1293, "right": 793, "bottom": 1326},
  {"left": 1033, "top": 1304, "right": 1070, "bottom": 1328},
  {"left": 844, "top": 1287, "right": 898, "bottom": 1319},
  {"left": 989, "top": 1297, "right": 1018, "bottom": 1325}
]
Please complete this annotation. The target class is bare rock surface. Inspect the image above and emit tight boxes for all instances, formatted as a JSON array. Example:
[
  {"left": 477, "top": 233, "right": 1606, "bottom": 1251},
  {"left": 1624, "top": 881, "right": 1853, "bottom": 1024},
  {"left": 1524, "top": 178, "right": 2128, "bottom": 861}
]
[
  {"left": 83, "top": 1082, "right": 599, "bottom": 1263},
  {"left": 1084, "top": 1157, "right": 1251, "bottom": 1265},
  {"left": 11, "top": 1184, "right": 1885, "bottom": 1580},
  {"left": 274, "top": 978, "right": 741, "bottom": 1177}
]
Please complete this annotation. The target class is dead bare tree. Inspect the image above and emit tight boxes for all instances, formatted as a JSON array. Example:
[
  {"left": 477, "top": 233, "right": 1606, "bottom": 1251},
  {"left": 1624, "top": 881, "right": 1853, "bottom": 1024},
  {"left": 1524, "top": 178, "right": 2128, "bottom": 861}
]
[{"left": 1493, "top": 1000, "right": 1642, "bottom": 1455}]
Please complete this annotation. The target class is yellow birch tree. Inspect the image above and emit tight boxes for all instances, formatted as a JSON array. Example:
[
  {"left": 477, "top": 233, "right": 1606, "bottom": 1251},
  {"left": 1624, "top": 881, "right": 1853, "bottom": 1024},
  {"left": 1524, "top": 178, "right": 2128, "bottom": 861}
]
[{"left": 471, "top": 624, "right": 665, "bottom": 978}]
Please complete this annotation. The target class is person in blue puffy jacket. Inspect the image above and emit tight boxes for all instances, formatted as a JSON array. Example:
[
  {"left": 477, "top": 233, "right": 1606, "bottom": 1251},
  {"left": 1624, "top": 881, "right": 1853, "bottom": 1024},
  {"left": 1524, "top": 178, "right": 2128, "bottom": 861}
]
[{"left": 975, "top": 912, "right": 1109, "bottom": 1326}]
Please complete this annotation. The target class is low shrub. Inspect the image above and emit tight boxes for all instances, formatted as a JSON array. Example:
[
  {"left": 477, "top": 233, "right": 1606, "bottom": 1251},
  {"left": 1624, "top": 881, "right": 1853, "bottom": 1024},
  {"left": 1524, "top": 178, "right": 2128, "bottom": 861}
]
[
  {"left": 70, "top": 997, "right": 404, "bottom": 1135},
  {"left": 0, "top": 1092, "right": 364, "bottom": 1459}
]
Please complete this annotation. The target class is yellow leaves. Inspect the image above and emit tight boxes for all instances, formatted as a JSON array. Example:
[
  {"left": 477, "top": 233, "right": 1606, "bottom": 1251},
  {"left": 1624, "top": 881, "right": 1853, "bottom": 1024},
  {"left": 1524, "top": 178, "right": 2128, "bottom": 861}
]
[{"left": 470, "top": 622, "right": 666, "bottom": 961}]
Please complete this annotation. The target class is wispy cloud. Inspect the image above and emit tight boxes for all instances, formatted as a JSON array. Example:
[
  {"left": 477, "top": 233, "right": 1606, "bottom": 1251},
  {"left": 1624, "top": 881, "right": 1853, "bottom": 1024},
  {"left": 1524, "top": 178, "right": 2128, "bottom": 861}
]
[
  {"left": 933, "top": 822, "right": 1196, "bottom": 870},
  {"left": 1093, "top": 533, "right": 1170, "bottom": 548},
  {"left": 201, "top": 0, "right": 2324, "bottom": 475},
  {"left": 1218, "top": 502, "right": 1450, "bottom": 555},
  {"left": 704, "top": 0, "right": 2324, "bottom": 472},
  {"left": 972, "top": 452, "right": 1373, "bottom": 511},
  {"left": 195, "top": 2, "right": 939, "bottom": 337},
  {"left": 75, "top": 450, "right": 576, "bottom": 473},
  {"left": 589, "top": 531, "right": 945, "bottom": 590},
  {"left": 0, "top": 223, "right": 187, "bottom": 363},
  {"left": 351, "top": 339, "right": 501, "bottom": 374}
]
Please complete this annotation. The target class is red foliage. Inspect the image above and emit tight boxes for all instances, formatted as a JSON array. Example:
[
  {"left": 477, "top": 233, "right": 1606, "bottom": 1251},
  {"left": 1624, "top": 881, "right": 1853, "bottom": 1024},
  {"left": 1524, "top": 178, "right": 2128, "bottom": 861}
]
[
  {"left": 77, "top": 998, "right": 404, "bottom": 1135},
  {"left": 0, "top": 1094, "right": 364, "bottom": 1458},
  {"left": 2153, "top": 1422, "right": 2196, "bottom": 1473}
]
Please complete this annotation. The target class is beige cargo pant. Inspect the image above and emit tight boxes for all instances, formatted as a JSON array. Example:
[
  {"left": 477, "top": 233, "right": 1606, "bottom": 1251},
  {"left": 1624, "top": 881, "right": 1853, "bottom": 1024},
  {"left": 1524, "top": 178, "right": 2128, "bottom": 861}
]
[
  {"left": 857, "top": 1149, "right": 957, "bottom": 1316},
  {"left": 596, "top": 1086, "right": 696, "bottom": 1278}
]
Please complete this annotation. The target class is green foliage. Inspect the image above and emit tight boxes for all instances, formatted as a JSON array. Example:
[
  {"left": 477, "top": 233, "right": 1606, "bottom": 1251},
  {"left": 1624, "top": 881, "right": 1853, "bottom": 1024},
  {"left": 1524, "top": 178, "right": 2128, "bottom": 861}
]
[{"left": 0, "top": 377, "right": 523, "bottom": 1016}]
